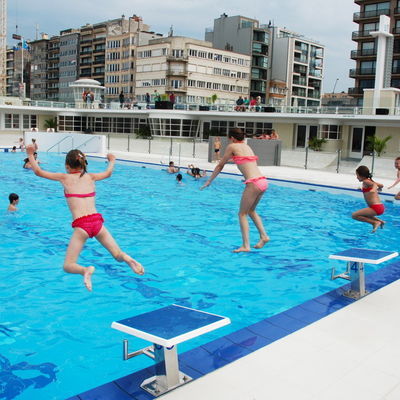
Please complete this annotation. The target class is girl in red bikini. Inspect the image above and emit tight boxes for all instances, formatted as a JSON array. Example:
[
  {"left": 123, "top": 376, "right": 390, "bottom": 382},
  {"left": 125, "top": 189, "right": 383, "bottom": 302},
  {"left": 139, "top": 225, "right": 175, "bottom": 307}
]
[
  {"left": 201, "top": 128, "right": 269, "bottom": 253},
  {"left": 26, "top": 145, "right": 144, "bottom": 291},
  {"left": 352, "top": 165, "right": 385, "bottom": 233}
]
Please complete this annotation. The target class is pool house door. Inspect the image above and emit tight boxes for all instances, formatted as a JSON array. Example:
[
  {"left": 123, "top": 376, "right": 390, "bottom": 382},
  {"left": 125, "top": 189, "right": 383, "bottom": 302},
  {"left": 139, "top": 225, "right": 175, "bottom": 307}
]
[{"left": 296, "top": 125, "right": 318, "bottom": 148}]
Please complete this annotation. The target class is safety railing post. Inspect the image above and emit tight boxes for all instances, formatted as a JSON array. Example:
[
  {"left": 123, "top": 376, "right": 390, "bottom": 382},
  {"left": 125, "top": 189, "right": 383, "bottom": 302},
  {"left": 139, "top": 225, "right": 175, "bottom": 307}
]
[
  {"left": 336, "top": 149, "right": 341, "bottom": 173},
  {"left": 304, "top": 147, "right": 309, "bottom": 170}
]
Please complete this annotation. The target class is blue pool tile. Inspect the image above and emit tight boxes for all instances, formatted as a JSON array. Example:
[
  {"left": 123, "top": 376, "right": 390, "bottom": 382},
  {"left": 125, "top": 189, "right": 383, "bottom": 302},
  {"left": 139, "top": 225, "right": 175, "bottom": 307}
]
[
  {"left": 79, "top": 381, "right": 134, "bottom": 400},
  {"left": 114, "top": 367, "right": 155, "bottom": 398},
  {"left": 201, "top": 336, "right": 252, "bottom": 362},
  {"left": 247, "top": 320, "right": 289, "bottom": 341},
  {"left": 284, "top": 305, "right": 323, "bottom": 324},
  {"left": 65, "top": 397, "right": 81, "bottom": 400},
  {"left": 225, "top": 327, "right": 273, "bottom": 351},
  {"left": 265, "top": 312, "right": 307, "bottom": 332},
  {"left": 178, "top": 362, "right": 204, "bottom": 380},
  {"left": 299, "top": 299, "right": 343, "bottom": 316},
  {"left": 179, "top": 346, "right": 229, "bottom": 374}
]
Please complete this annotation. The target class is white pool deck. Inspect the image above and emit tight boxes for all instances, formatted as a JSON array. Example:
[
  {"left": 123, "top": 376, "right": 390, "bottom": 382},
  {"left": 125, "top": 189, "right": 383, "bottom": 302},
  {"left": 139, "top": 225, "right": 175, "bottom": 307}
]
[{"left": 101, "top": 151, "right": 400, "bottom": 400}]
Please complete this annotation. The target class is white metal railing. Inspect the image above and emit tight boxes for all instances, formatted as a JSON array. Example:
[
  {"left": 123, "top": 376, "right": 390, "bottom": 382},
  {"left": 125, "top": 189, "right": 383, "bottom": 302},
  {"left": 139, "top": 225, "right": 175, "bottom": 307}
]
[
  {"left": 75, "top": 135, "right": 100, "bottom": 151},
  {"left": 46, "top": 136, "right": 74, "bottom": 153}
]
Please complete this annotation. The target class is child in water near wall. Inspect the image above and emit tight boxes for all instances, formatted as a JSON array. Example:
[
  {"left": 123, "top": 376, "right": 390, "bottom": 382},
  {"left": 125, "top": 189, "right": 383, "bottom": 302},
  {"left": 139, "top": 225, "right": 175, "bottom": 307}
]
[
  {"left": 7, "top": 193, "right": 19, "bottom": 212},
  {"left": 352, "top": 165, "right": 385, "bottom": 233},
  {"left": 26, "top": 145, "right": 144, "bottom": 291}
]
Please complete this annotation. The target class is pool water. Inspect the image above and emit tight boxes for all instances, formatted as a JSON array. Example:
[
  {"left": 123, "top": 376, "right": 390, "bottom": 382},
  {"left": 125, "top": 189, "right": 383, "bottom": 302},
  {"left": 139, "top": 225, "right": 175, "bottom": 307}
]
[{"left": 1, "top": 152, "right": 399, "bottom": 400}]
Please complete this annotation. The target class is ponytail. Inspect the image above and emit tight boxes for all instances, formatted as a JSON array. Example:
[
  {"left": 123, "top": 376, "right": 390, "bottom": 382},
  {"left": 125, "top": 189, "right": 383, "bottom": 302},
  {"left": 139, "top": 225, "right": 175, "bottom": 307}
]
[
  {"left": 65, "top": 149, "right": 88, "bottom": 176},
  {"left": 356, "top": 165, "right": 372, "bottom": 180}
]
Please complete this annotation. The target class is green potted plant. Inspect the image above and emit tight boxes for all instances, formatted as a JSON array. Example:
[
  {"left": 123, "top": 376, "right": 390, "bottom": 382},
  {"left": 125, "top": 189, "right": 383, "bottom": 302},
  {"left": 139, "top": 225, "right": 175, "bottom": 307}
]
[
  {"left": 366, "top": 135, "right": 392, "bottom": 157},
  {"left": 308, "top": 137, "right": 327, "bottom": 151},
  {"left": 136, "top": 125, "right": 152, "bottom": 139},
  {"left": 44, "top": 117, "right": 57, "bottom": 132}
]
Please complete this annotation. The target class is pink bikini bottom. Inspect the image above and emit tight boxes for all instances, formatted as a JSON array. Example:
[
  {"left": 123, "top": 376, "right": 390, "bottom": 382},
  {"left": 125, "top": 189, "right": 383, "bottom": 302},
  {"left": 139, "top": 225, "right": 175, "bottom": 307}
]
[
  {"left": 72, "top": 213, "right": 104, "bottom": 238},
  {"left": 244, "top": 176, "right": 268, "bottom": 192}
]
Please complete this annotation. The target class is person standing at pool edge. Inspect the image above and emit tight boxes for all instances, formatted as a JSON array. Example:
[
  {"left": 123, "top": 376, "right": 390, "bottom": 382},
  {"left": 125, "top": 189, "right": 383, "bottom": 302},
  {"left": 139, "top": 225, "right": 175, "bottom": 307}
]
[
  {"left": 25, "top": 145, "right": 144, "bottom": 291},
  {"left": 352, "top": 165, "right": 385, "bottom": 233},
  {"left": 201, "top": 128, "right": 269, "bottom": 252}
]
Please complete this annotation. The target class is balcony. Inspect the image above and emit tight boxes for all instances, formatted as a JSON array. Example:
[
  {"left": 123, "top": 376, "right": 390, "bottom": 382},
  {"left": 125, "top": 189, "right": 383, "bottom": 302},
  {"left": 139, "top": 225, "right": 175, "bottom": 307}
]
[
  {"left": 353, "top": 8, "right": 390, "bottom": 22},
  {"left": 395, "top": 7, "right": 400, "bottom": 15},
  {"left": 166, "top": 68, "right": 188, "bottom": 76},
  {"left": 294, "top": 55, "right": 308, "bottom": 64},
  {"left": 392, "top": 67, "right": 400, "bottom": 74},
  {"left": 349, "top": 68, "right": 376, "bottom": 77},
  {"left": 293, "top": 77, "right": 307, "bottom": 86},
  {"left": 166, "top": 55, "right": 188, "bottom": 62},
  {"left": 350, "top": 49, "right": 377, "bottom": 59},
  {"left": 352, "top": 29, "right": 374, "bottom": 40},
  {"left": 166, "top": 85, "right": 187, "bottom": 92},
  {"left": 348, "top": 87, "right": 364, "bottom": 95},
  {"left": 80, "top": 49, "right": 92, "bottom": 55}
]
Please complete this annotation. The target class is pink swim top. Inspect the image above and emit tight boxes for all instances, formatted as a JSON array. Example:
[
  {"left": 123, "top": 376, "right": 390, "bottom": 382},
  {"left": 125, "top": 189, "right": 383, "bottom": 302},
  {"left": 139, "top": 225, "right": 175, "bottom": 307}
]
[
  {"left": 232, "top": 155, "right": 258, "bottom": 165},
  {"left": 64, "top": 192, "right": 96, "bottom": 198}
]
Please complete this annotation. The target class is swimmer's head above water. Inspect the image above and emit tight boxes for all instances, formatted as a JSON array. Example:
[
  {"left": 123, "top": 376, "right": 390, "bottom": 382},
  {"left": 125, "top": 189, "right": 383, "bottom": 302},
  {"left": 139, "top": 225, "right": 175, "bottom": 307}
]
[{"left": 65, "top": 149, "right": 87, "bottom": 176}]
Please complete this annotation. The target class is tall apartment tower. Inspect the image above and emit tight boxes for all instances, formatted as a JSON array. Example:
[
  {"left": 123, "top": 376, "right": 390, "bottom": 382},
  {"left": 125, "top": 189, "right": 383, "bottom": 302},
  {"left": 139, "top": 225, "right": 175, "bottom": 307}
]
[
  {"left": 205, "top": 14, "right": 269, "bottom": 101},
  {"left": 271, "top": 28, "right": 324, "bottom": 107},
  {"left": 47, "top": 35, "right": 60, "bottom": 100},
  {"left": 30, "top": 34, "right": 49, "bottom": 100},
  {"left": 58, "top": 29, "right": 80, "bottom": 103},
  {"left": 350, "top": 0, "right": 400, "bottom": 105}
]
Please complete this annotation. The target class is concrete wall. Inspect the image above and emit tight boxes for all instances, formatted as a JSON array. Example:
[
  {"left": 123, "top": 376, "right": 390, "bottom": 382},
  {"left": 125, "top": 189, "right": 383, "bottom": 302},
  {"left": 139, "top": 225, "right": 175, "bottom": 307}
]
[{"left": 23, "top": 131, "right": 106, "bottom": 153}]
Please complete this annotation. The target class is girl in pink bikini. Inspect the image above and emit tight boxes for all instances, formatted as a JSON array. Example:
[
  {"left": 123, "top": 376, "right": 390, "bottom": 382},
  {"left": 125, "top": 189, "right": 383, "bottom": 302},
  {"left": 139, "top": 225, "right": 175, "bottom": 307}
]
[
  {"left": 26, "top": 145, "right": 144, "bottom": 291},
  {"left": 352, "top": 165, "right": 385, "bottom": 233},
  {"left": 201, "top": 128, "right": 269, "bottom": 252}
]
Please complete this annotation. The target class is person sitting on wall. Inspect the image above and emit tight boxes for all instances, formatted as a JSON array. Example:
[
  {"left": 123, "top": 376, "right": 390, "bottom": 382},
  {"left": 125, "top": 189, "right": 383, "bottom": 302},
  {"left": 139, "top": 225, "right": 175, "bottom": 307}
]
[{"left": 269, "top": 129, "right": 280, "bottom": 140}]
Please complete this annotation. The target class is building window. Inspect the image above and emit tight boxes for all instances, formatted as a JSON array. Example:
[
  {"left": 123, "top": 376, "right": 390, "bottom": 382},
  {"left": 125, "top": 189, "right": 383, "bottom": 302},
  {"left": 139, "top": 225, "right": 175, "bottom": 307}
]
[
  {"left": 5, "top": 114, "right": 19, "bottom": 129},
  {"left": 321, "top": 125, "right": 341, "bottom": 140}
]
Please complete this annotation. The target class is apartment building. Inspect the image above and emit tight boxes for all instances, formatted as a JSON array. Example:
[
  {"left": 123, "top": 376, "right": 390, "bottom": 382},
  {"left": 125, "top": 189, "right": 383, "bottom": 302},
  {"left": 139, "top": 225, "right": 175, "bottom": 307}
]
[
  {"left": 30, "top": 35, "right": 49, "bottom": 100},
  {"left": 47, "top": 35, "right": 60, "bottom": 100},
  {"left": 104, "top": 27, "right": 161, "bottom": 102},
  {"left": 6, "top": 46, "right": 30, "bottom": 98},
  {"left": 58, "top": 29, "right": 80, "bottom": 103},
  {"left": 135, "top": 36, "right": 251, "bottom": 105},
  {"left": 271, "top": 28, "right": 324, "bottom": 107},
  {"left": 205, "top": 14, "right": 270, "bottom": 102},
  {"left": 350, "top": 0, "right": 400, "bottom": 105}
]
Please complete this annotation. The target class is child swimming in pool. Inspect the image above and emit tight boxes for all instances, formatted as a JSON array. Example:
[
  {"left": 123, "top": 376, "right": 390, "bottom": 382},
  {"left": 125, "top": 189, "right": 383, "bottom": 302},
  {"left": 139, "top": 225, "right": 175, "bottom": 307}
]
[
  {"left": 201, "top": 128, "right": 269, "bottom": 252},
  {"left": 352, "top": 165, "right": 385, "bottom": 233},
  {"left": 26, "top": 145, "right": 144, "bottom": 291}
]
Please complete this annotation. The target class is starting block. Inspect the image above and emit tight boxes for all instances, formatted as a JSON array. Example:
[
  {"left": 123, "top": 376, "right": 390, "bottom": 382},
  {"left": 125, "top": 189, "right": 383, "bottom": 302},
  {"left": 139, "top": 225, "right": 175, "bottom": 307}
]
[
  {"left": 111, "top": 304, "right": 230, "bottom": 397},
  {"left": 330, "top": 248, "right": 398, "bottom": 299}
]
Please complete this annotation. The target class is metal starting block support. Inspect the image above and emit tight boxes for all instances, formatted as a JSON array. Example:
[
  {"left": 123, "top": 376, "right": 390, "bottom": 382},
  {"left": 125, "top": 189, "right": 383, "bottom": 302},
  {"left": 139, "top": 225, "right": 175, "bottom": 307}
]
[
  {"left": 111, "top": 304, "right": 231, "bottom": 397},
  {"left": 329, "top": 248, "right": 398, "bottom": 300}
]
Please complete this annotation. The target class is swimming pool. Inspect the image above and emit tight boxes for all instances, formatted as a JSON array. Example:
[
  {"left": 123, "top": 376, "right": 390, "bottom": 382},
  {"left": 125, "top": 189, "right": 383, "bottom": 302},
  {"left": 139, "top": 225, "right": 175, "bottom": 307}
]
[{"left": 1, "top": 152, "right": 399, "bottom": 400}]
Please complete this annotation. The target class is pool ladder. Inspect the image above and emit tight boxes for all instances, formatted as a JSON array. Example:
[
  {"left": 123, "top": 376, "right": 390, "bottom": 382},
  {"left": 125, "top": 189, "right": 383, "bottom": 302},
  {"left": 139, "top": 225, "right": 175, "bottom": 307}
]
[{"left": 331, "top": 262, "right": 351, "bottom": 281}]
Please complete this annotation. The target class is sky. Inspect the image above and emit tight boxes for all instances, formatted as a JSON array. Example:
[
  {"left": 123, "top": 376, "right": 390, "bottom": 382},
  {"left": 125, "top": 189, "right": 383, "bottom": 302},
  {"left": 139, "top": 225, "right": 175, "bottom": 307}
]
[{"left": 7, "top": 0, "right": 359, "bottom": 93}]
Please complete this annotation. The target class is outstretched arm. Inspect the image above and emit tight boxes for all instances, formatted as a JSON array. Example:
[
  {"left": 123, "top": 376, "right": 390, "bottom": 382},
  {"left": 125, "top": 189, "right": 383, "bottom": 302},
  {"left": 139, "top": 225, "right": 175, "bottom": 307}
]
[
  {"left": 201, "top": 144, "right": 234, "bottom": 190},
  {"left": 388, "top": 171, "right": 400, "bottom": 188},
  {"left": 26, "top": 145, "right": 65, "bottom": 181},
  {"left": 89, "top": 153, "right": 115, "bottom": 181}
]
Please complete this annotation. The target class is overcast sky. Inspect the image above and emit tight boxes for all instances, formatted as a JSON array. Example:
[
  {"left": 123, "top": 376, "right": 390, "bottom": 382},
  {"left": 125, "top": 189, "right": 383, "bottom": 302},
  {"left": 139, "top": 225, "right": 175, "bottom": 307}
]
[{"left": 7, "top": 0, "right": 359, "bottom": 93}]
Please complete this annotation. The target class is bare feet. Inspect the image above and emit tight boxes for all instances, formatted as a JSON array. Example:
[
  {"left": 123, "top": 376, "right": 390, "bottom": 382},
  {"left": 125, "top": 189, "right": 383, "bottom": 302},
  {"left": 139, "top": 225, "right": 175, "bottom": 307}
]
[
  {"left": 127, "top": 257, "right": 145, "bottom": 275},
  {"left": 83, "top": 266, "right": 95, "bottom": 291},
  {"left": 372, "top": 221, "right": 382, "bottom": 233},
  {"left": 233, "top": 246, "right": 250, "bottom": 253},
  {"left": 376, "top": 218, "right": 385, "bottom": 229},
  {"left": 254, "top": 236, "right": 270, "bottom": 249}
]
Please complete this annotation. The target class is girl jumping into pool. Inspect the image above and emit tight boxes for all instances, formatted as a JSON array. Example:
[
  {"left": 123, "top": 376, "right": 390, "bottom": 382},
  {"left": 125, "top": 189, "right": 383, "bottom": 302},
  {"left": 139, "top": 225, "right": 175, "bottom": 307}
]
[
  {"left": 201, "top": 128, "right": 269, "bottom": 252},
  {"left": 353, "top": 165, "right": 385, "bottom": 233},
  {"left": 26, "top": 145, "right": 144, "bottom": 291}
]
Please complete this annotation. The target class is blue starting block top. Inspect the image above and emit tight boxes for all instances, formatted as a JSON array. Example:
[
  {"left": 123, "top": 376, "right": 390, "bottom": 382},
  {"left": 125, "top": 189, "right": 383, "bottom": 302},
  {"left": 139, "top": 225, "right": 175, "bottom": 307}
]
[
  {"left": 329, "top": 248, "right": 398, "bottom": 264},
  {"left": 111, "top": 304, "right": 231, "bottom": 347}
]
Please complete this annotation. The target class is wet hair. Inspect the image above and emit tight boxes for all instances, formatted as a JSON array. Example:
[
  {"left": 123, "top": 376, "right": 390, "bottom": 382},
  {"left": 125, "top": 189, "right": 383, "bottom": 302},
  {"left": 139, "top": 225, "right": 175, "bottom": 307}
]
[
  {"left": 169, "top": 161, "right": 175, "bottom": 166},
  {"left": 356, "top": 165, "right": 372, "bottom": 179},
  {"left": 12, "top": 146, "right": 16, "bottom": 150},
  {"left": 191, "top": 167, "right": 201, "bottom": 176},
  {"left": 9, "top": 193, "right": 19, "bottom": 203},
  {"left": 32, "top": 138, "right": 36, "bottom": 143},
  {"left": 228, "top": 128, "right": 245, "bottom": 142},
  {"left": 65, "top": 149, "right": 87, "bottom": 176},
  {"left": 176, "top": 173, "right": 182, "bottom": 181},
  {"left": 395, "top": 157, "right": 400, "bottom": 161}
]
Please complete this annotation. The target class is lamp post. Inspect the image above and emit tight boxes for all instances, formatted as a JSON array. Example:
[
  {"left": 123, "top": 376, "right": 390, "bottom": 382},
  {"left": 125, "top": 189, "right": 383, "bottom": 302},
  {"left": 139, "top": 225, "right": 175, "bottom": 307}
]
[
  {"left": 332, "top": 78, "right": 339, "bottom": 94},
  {"left": 12, "top": 33, "right": 25, "bottom": 99}
]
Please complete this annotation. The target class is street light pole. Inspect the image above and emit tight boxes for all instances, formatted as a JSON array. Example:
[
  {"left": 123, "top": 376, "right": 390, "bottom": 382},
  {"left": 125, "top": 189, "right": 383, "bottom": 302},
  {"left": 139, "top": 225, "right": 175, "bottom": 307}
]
[{"left": 332, "top": 78, "right": 339, "bottom": 94}]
